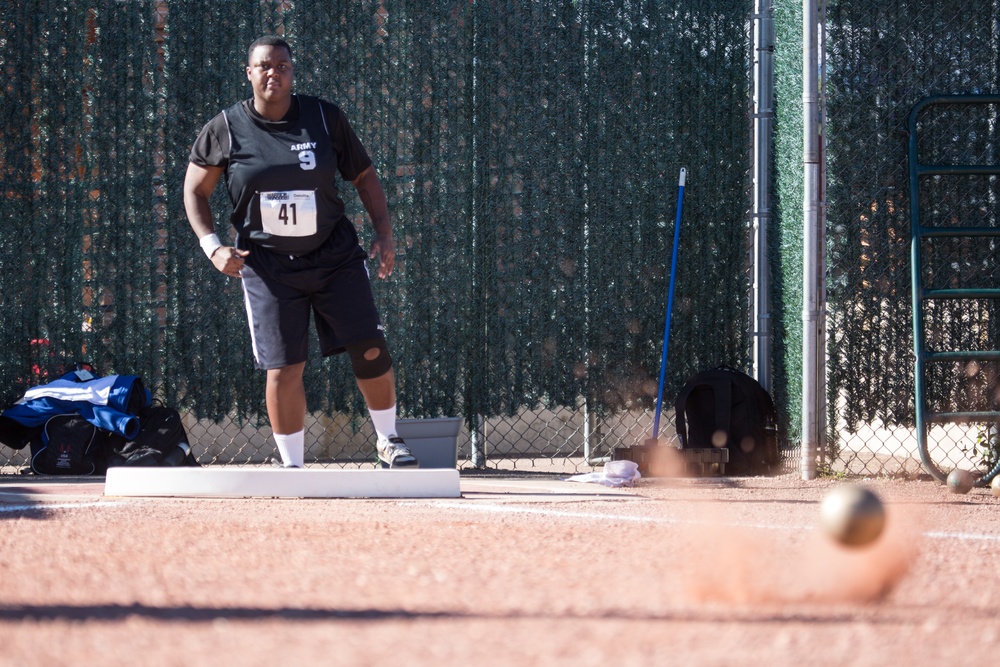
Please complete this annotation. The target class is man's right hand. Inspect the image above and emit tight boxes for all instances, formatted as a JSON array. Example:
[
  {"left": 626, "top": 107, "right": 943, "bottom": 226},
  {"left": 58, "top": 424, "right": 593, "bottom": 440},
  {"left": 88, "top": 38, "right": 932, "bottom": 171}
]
[{"left": 211, "top": 247, "right": 251, "bottom": 277}]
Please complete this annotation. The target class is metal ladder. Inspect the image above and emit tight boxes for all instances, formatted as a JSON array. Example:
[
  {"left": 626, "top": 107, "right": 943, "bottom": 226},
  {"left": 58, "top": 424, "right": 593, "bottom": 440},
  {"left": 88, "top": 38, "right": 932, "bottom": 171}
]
[{"left": 909, "top": 94, "right": 1000, "bottom": 485}]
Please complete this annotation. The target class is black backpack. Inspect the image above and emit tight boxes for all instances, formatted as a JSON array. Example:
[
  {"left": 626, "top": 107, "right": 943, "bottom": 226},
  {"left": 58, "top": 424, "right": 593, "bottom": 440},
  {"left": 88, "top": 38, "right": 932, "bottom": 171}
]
[
  {"left": 107, "top": 404, "right": 199, "bottom": 468},
  {"left": 29, "top": 414, "right": 116, "bottom": 475},
  {"left": 674, "top": 365, "right": 780, "bottom": 475}
]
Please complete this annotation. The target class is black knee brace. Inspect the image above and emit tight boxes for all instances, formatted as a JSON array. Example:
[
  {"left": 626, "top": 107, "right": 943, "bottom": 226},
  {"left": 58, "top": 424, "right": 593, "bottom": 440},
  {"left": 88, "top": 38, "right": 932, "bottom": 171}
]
[{"left": 345, "top": 337, "right": 393, "bottom": 380}]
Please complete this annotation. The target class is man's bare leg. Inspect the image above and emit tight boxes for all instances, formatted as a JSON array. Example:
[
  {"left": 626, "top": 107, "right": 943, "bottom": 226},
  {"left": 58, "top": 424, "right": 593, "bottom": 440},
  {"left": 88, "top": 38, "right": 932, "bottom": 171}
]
[{"left": 267, "top": 362, "right": 306, "bottom": 466}]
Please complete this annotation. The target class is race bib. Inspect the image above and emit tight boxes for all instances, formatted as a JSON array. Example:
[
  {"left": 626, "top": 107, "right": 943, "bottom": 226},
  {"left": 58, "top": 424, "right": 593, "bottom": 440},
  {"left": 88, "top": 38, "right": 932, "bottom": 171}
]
[{"left": 259, "top": 190, "right": 318, "bottom": 237}]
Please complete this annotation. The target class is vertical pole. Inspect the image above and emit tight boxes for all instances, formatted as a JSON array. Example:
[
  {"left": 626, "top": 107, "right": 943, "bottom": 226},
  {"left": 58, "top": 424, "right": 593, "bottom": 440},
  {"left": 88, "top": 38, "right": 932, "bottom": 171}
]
[
  {"left": 752, "top": 0, "right": 775, "bottom": 393},
  {"left": 817, "top": 0, "right": 829, "bottom": 465},
  {"left": 583, "top": 398, "right": 608, "bottom": 465},
  {"left": 471, "top": 414, "right": 486, "bottom": 468},
  {"left": 580, "top": 0, "right": 597, "bottom": 464},
  {"left": 908, "top": 101, "right": 929, "bottom": 481},
  {"left": 469, "top": 3, "right": 486, "bottom": 469},
  {"left": 801, "top": 0, "right": 821, "bottom": 480}
]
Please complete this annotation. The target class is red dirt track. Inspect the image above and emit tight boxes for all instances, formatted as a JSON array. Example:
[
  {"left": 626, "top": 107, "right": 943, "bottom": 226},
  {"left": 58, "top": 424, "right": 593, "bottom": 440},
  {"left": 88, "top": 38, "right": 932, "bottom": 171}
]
[{"left": 1, "top": 473, "right": 999, "bottom": 666}]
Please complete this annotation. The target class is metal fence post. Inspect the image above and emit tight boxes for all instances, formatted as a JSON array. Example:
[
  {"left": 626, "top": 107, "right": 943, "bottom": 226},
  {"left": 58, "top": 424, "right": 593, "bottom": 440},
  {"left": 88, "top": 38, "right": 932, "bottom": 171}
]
[
  {"left": 470, "top": 413, "right": 486, "bottom": 468},
  {"left": 801, "top": 0, "right": 822, "bottom": 480},
  {"left": 753, "top": 0, "right": 776, "bottom": 394}
]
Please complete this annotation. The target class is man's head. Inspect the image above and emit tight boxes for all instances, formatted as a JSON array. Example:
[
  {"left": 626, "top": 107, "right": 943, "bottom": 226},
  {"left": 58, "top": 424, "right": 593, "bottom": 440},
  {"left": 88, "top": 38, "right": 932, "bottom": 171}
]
[
  {"left": 246, "top": 36, "right": 294, "bottom": 108},
  {"left": 247, "top": 35, "right": 292, "bottom": 65}
]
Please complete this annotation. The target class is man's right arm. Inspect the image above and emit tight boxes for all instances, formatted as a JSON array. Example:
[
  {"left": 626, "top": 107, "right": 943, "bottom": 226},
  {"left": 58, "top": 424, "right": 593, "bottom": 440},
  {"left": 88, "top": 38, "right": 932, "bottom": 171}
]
[
  {"left": 183, "top": 162, "right": 223, "bottom": 239},
  {"left": 183, "top": 162, "right": 247, "bottom": 277}
]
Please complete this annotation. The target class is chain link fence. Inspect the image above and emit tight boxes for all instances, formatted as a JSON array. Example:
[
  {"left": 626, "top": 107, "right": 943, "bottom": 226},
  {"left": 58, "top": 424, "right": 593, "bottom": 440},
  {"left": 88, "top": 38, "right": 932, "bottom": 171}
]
[
  {"left": 1, "top": 0, "right": 755, "bottom": 473},
  {"left": 774, "top": 0, "right": 1000, "bottom": 478},
  {"left": 6, "top": 0, "right": 996, "bottom": 478}
]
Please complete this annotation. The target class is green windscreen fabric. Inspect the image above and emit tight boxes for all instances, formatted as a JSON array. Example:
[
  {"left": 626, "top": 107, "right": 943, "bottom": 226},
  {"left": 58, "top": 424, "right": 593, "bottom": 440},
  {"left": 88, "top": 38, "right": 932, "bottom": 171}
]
[
  {"left": 1, "top": 1, "right": 753, "bottom": 450},
  {"left": 773, "top": 0, "right": 1000, "bottom": 469}
]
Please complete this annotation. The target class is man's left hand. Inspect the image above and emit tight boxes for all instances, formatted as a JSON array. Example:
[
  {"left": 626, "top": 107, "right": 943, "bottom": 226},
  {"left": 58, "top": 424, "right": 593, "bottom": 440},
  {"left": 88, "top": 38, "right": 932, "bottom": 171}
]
[{"left": 369, "top": 234, "right": 396, "bottom": 279}]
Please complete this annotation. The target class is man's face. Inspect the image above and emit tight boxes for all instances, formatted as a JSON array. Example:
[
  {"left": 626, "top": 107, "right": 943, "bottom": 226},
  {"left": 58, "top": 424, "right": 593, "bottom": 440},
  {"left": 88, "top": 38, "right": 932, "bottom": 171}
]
[{"left": 246, "top": 45, "right": 294, "bottom": 103}]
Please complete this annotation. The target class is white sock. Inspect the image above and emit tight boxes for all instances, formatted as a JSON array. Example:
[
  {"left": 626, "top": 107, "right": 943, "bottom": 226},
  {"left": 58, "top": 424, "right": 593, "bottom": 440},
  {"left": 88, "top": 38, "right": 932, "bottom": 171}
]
[
  {"left": 273, "top": 431, "right": 304, "bottom": 467},
  {"left": 369, "top": 405, "right": 397, "bottom": 441}
]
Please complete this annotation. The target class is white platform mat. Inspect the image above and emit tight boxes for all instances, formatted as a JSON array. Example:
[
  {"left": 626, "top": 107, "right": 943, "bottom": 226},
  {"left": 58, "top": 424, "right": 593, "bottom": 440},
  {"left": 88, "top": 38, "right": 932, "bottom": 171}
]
[{"left": 104, "top": 467, "right": 461, "bottom": 499}]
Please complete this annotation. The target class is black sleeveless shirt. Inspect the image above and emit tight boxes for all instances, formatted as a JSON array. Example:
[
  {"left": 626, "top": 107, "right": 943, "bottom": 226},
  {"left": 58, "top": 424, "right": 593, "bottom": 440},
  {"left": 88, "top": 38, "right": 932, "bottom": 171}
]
[{"left": 191, "top": 95, "right": 372, "bottom": 256}]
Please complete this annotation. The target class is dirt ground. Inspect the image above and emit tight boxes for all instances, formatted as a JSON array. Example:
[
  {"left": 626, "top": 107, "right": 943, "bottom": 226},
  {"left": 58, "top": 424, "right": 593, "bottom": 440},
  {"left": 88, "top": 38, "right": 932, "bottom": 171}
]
[{"left": 0, "top": 471, "right": 998, "bottom": 666}]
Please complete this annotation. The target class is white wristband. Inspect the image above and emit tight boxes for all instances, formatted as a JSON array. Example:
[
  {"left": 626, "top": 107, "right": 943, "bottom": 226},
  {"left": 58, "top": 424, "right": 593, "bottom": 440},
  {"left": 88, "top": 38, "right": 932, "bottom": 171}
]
[{"left": 199, "top": 233, "right": 223, "bottom": 259}]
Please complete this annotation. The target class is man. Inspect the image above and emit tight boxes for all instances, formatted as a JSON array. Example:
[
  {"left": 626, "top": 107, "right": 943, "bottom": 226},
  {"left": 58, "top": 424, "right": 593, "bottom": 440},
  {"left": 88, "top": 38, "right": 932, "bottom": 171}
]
[{"left": 182, "top": 35, "right": 417, "bottom": 468}]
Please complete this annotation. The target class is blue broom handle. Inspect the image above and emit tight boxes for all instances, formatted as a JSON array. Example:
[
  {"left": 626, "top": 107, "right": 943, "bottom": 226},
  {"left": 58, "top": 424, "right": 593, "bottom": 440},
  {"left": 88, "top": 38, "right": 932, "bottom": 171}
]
[{"left": 652, "top": 167, "right": 687, "bottom": 439}]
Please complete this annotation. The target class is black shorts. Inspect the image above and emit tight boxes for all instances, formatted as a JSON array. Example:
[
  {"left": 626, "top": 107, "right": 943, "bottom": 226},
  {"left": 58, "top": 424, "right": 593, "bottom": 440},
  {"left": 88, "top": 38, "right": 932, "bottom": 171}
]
[{"left": 239, "top": 220, "right": 385, "bottom": 370}]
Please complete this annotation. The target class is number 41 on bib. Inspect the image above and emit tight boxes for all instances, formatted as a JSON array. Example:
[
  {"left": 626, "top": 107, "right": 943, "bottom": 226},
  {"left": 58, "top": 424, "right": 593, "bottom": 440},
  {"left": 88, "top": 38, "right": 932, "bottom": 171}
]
[{"left": 260, "top": 190, "right": 318, "bottom": 237}]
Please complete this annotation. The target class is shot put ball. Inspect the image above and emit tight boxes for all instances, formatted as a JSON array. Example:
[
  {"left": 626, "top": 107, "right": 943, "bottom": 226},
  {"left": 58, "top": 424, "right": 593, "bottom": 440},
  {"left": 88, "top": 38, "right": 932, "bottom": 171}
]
[
  {"left": 819, "top": 484, "right": 886, "bottom": 547},
  {"left": 990, "top": 476, "right": 1000, "bottom": 498},
  {"left": 946, "top": 469, "right": 974, "bottom": 495}
]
